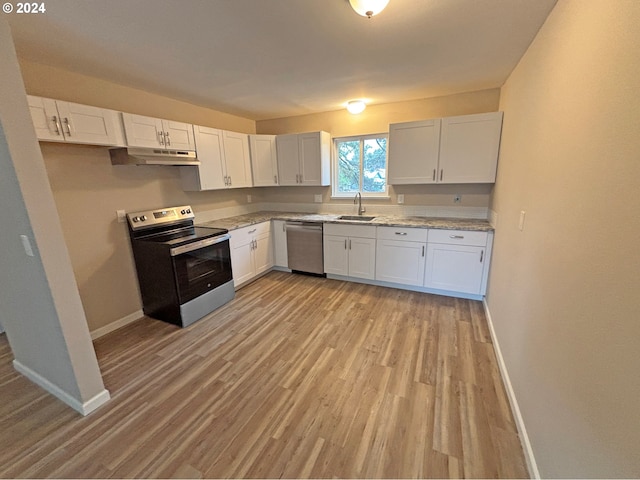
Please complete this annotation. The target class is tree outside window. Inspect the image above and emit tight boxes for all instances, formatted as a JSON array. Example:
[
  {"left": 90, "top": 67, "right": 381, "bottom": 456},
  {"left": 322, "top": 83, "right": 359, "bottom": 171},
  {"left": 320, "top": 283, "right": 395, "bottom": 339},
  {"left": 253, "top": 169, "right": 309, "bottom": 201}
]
[{"left": 334, "top": 134, "right": 388, "bottom": 196}]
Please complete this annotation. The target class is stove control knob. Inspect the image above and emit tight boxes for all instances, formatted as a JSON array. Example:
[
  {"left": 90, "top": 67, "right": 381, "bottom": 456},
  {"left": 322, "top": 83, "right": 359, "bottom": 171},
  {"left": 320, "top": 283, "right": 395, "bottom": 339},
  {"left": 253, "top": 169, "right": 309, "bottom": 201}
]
[
  {"left": 180, "top": 209, "right": 186, "bottom": 215},
  {"left": 132, "top": 216, "right": 140, "bottom": 222},
  {"left": 186, "top": 209, "right": 191, "bottom": 214},
  {"left": 140, "top": 215, "right": 147, "bottom": 221}
]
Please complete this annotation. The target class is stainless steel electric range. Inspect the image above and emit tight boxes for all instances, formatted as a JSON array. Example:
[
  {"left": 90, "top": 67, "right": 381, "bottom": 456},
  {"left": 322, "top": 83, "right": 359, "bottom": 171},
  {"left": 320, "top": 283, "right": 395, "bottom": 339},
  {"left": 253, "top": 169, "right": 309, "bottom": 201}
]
[{"left": 127, "top": 205, "right": 234, "bottom": 327}]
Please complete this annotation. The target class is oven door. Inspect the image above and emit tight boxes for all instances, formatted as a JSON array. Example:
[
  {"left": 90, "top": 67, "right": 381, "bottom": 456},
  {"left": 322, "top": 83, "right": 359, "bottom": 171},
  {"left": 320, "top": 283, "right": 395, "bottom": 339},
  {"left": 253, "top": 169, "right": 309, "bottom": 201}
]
[{"left": 170, "top": 234, "right": 233, "bottom": 304}]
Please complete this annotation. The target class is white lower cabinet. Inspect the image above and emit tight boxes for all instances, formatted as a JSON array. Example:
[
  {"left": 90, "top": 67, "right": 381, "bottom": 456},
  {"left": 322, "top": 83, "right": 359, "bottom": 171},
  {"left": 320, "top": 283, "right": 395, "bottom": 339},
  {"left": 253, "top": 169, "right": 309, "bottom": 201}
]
[
  {"left": 272, "top": 220, "right": 288, "bottom": 268},
  {"left": 375, "top": 227, "right": 428, "bottom": 286},
  {"left": 423, "top": 229, "right": 491, "bottom": 295},
  {"left": 229, "top": 222, "right": 273, "bottom": 288},
  {"left": 323, "top": 224, "right": 376, "bottom": 280}
]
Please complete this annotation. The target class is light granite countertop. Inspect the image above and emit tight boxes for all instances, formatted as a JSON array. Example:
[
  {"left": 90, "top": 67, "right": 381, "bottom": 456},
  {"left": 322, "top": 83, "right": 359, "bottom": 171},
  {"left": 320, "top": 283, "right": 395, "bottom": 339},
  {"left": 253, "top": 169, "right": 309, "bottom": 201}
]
[{"left": 200, "top": 211, "right": 494, "bottom": 232}]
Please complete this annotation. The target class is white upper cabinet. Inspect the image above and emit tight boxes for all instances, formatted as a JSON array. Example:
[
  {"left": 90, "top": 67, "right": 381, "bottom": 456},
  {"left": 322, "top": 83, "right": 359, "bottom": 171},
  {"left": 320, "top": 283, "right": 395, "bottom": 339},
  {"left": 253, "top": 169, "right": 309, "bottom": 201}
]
[
  {"left": 388, "top": 119, "right": 441, "bottom": 184},
  {"left": 27, "top": 95, "right": 124, "bottom": 146},
  {"left": 276, "top": 131, "right": 330, "bottom": 186},
  {"left": 249, "top": 134, "right": 278, "bottom": 187},
  {"left": 439, "top": 112, "right": 503, "bottom": 183},
  {"left": 121, "top": 113, "right": 195, "bottom": 151},
  {"left": 222, "top": 130, "right": 253, "bottom": 188},
  {"left": 181, "top": 126, "right": 252, "bottom": 191},
  {"left": 388, "top": 112, "right": 503, "bottom": 184}
]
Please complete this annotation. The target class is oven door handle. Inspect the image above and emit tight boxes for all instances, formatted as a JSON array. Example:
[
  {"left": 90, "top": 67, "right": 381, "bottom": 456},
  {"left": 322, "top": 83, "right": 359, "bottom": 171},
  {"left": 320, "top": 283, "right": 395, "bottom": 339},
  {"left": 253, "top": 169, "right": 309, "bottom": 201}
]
[{"left": 170, "top": 234, "right": 230, "bottom": 256}]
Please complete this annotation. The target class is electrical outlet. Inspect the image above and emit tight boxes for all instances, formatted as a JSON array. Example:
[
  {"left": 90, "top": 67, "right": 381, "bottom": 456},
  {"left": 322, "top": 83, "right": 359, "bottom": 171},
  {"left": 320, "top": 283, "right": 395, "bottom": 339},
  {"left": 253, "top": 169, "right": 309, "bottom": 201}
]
[
  {"left": 116, "top": 210, "right": 126, "bottom": 223},
  {"left": 454, "top": 194, "right": 462, "bottom": 203},
  {"left": 314, "top": 194, "right": 323, "bottom": 203},
  {"left": 247, "top": 195, "right": 252, "bottom": 203},
  {"left": 397, "top": 194, "right": 405, "bottom": 204}
]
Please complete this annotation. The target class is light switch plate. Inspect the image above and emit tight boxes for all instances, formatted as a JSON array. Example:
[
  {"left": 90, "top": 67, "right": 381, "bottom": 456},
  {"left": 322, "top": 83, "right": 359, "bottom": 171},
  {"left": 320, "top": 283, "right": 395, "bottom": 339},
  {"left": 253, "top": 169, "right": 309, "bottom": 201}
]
[
  {"left": 397, "top": 194, "right": 405, "bottom": 204},
  {"left": 519, "top": 210, "right": 526, "bottom": 231},
  {"left": 314, "top": 194, "right": 323, "bottom": 203},
  {"left": 116, "top": 210, "right": 126, "bottom": 223}
]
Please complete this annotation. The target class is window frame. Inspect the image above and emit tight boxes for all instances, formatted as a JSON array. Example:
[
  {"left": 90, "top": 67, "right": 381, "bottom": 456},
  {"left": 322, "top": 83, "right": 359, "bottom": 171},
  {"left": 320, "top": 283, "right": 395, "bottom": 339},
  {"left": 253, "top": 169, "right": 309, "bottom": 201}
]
[{"left": 331, "top": 133, "right": 389, "bottom": 199}]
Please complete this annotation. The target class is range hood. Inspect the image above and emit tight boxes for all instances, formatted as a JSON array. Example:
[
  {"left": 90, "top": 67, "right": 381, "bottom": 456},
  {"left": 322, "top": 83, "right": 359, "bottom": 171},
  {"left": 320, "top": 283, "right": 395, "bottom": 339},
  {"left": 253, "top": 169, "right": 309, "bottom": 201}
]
[{"left": 109, "top": 147, "right": 200, "bottom": 166}]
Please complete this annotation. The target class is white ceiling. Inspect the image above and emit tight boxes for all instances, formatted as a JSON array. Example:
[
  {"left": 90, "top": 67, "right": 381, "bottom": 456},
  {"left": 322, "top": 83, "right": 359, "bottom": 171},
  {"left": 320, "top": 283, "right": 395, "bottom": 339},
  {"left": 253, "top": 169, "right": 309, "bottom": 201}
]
[{"left": 7, "top": 0, "right": 557, "bottom": 120}]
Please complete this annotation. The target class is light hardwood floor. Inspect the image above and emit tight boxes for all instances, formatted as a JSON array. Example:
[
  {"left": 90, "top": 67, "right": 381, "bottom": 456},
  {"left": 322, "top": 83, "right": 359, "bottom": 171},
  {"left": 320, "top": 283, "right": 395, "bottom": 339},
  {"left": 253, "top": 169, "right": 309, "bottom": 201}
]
[{"left": 0, "top": 271, "right": 528, "bottom": 478}]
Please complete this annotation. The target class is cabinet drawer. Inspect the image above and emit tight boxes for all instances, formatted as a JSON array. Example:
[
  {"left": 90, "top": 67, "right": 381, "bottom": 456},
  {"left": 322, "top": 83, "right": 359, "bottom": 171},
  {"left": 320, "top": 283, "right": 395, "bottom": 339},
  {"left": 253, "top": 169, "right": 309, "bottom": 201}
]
[
  {"left": 377, "top": 226, "right": 428, "bottom": 242},
  {"left": 232, "top": 221, "right": 271, "bottom": 240},
  {"left": 324, "top": 223, "right": 376, "bottom": 238},
  {"left": 428, "top": 229, "right": 488, "bottom": 247}
]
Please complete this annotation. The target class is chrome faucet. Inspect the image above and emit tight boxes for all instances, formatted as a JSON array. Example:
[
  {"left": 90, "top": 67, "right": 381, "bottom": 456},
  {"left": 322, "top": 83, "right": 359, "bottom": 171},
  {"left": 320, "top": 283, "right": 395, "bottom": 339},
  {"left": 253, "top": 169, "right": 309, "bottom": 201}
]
[{"left": 354, "top": 192, "right": 366, "bottom": 215}]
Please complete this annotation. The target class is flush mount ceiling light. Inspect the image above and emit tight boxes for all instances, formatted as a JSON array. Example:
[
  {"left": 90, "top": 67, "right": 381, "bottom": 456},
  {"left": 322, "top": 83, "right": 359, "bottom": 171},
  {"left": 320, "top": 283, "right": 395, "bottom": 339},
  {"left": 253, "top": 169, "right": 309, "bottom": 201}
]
[
  {"left": 349, "top": 0, "right": 390, "bottom": 18},
  {"left": 346, "top": 100, "right": 366, "bottom": 114}
]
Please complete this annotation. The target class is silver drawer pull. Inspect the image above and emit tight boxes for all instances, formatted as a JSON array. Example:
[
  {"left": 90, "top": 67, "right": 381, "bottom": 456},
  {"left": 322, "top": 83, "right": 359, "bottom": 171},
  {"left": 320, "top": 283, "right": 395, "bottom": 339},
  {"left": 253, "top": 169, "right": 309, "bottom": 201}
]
[
  {"left": 248, "top": 229, "right": 257, "bottom": 234},
  {"left": 395, "top": 232, "right": 407, "bottom": 236},
  {"left": 449, "top": 235, "right": 464, "bottom": 239},
  {"left": 480, "top": 250, "right": 484, "bottom": 262},
  {"left": 52, "top": 115, "right": 61, "bottom": 135}
]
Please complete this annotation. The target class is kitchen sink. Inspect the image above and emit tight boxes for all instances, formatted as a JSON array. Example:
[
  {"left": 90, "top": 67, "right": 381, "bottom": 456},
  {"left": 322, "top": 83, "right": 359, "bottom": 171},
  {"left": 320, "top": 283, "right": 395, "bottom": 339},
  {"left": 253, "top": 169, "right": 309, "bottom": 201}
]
[{"left": 338, "top": 215, "right": 376, "bottom": 221}]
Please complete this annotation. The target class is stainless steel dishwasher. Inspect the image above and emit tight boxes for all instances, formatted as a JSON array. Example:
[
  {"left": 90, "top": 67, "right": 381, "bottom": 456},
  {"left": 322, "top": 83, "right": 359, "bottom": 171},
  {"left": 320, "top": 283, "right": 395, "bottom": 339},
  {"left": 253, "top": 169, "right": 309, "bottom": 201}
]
[{"left": 285, "top": 222, "right": 325, "bottom": 275}]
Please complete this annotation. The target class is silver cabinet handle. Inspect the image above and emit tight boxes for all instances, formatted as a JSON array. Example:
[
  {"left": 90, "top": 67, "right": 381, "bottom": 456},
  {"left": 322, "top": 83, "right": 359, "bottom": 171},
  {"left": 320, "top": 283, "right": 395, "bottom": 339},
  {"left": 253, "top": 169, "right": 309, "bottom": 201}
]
[
  {"left": 158, "top": 131, "right": 165, "bottom": 146},
  {"left": 344, "top": 239, "right": 347, "bottom": 250},
  {"left": 422, "top": 245, "right": 425, "bottom": 257},
  {"left": 165, "top": 132, "right": 171, "bottom": 146},
  {"left": 228, "top": 176, "right": 232, "bottom": 186},
  {"left": 248, "top": 229, "right": 257, "bottom": 234},
  {"left": 395, "top": 232, "right": 407, "bottom": 236},
  {"left": 449, "top": 235, "right": 464, "bottom": 239},
  {"left": 274, "top": 175, "right": 278, "bottom": 184},
  {"left": 480, "top": 250, "right": 484, "bottom": 262},
  {"left": 440, "top": 169, "right": 444, "bottom": 181},
  {"left": 52, "top": 115, "right": 61, "bottom": 135},
  {"left": 349, "top": 239, "right": 352, "bottom": 250},
  {"left": 433, "top": 169, "right": 436, "bottom": 181},
  {"left": 63, "top": 117, "right": 72, "bottom": 136}
]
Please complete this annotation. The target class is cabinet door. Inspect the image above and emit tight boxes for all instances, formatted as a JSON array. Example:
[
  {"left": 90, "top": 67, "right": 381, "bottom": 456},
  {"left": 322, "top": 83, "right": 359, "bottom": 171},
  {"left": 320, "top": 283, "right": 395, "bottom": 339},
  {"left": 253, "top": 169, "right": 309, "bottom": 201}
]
[
  {"left": 122, "top": 113, "right": 164, "bottom": 148},
  {"left": 230, "top": 232, "right": 255, "bottom": 288},
  {"left": 298, "top": 132, "right": 329, "bottom": 186},
  {"left": 348, "top": 237, "right": 376, "bottom": 280},
  {"left": 27, "top": 96, "right": 64, "bottom": 142},
  {"left": 276, "top": 134, "right": 300, "bottom": 186},
  {"left": 254, "top": 229, "right": 274, "bottom": 276},
  {"left": 250, "top": 135, "right": 279, "bottom": 186},
  {"left": 376, "top": 239, "right": 426, "bottom": 286},
  {"left": 222, "top": 131, "right": 253, "bottom": 188},
  {"left": 272, "top": 220, "right": 288, "bottom": 268},
  {"left": 323, "top": 235, "right": 349, "bottom": 276},
  {"left": 388, "top": 119, "right": 441, "bottom": 184},
  {"left": 424, "top": 244, "right": 486, "bottom": 294},
  {"left": 55, "top": 101, "right": 120, "bottom": 146},
  {"left": 162, "top": 120, "right": 195, "bottom": 150},
  {"left": 439, "top": 112, "right": 503, "bottom": 183},
  {"left": 182, "top": 126, "right": 226, "bottom": 191}
]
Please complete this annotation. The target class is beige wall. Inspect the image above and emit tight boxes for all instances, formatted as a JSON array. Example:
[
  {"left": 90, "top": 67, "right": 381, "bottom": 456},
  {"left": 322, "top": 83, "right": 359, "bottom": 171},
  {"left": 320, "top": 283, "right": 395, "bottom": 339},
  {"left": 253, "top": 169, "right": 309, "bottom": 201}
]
[
  {"left": 18, "top": 60, "right": 260, "bottom": 333},
  {"left": 257, "top": 89, "right": 500, "bottom": 208},
  {"left": 19, "top": 59, "right": 256, "bottom": 133},
  {"left": 0, "top": 18, "right": 107, "bottom": 411},
  {"left": 487, "top": 0, "right": 640, "bottom": 477}
]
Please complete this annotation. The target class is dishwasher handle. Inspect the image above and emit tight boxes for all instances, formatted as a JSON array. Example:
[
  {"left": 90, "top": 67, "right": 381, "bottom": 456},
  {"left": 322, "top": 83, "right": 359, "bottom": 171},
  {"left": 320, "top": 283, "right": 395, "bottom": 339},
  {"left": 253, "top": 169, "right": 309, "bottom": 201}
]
[{"left": 285, "top": 222, "right": 323, "bottom": 231}]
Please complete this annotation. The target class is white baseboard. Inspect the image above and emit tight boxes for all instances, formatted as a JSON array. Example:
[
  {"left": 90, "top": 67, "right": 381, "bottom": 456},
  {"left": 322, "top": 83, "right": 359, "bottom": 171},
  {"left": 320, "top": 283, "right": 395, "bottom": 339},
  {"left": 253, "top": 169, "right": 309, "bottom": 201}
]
[
  {"left": 13, "top": 359, "right": 110, "bottom": 416},
  {"left": 90, "top": 309, "right": 143, "bottom": 340},
  {"left": 482, "top": 299, "right": 539, "bottom": 478}
]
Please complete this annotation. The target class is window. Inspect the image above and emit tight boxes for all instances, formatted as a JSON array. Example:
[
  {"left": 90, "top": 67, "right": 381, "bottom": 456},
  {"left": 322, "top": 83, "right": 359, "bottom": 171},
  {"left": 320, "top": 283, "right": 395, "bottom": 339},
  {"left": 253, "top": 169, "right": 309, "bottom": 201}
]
[{"left": 333, "top": 134, "right": 388, "bottom": 197}]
